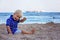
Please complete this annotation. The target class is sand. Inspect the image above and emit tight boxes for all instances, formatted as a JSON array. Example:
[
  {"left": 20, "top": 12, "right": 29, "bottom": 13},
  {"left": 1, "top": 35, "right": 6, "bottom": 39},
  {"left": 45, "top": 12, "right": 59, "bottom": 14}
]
[{"left": 0, "top": 22, "right": 60, "bottom": 40}]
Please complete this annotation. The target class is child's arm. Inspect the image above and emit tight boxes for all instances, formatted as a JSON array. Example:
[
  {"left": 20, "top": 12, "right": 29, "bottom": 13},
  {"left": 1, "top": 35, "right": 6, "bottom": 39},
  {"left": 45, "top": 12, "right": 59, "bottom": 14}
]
[
  {"left": 6, "top": 26, "right": 12, "bottom": 34},
  {"left": 19, "top": 17, "right": 26, "bottom": 23}
]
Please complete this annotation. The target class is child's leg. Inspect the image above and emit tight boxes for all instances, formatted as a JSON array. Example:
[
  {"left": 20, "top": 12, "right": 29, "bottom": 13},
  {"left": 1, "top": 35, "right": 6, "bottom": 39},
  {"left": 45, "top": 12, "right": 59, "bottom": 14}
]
[
  {"left": 21, "top": 29, "right": 35, "bottom": 34},
  {"left": 15, "top": 28, "right": 35, "bottom": 34},
  {"left": 15, "top": 29, "right": 22, "bottom": 34}
]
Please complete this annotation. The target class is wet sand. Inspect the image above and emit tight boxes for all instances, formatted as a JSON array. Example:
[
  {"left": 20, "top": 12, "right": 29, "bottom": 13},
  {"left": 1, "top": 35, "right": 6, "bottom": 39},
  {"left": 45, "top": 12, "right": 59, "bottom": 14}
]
[{"left": 0, "top": 22, "right": 60, "bottom": 40}]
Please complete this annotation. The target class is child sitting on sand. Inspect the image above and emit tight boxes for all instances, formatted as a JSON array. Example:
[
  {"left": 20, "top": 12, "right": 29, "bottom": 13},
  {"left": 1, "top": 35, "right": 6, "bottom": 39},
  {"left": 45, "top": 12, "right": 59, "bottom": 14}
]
[{"left": 6, "top": 10, "right": 35, "bottom": 35}]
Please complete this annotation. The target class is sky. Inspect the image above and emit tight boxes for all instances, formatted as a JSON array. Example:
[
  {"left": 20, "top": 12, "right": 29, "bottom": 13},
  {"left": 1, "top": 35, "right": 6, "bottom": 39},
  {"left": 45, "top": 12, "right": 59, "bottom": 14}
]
[{"left": 0, "top": 0, "right": 60, "bottom": 12}]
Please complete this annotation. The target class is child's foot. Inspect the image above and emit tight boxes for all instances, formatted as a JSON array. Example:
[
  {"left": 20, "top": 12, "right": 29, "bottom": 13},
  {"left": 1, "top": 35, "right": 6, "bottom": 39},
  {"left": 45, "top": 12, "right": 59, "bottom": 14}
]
[{"left": 31, "top": 28, "right": 35, "bottom": 34}]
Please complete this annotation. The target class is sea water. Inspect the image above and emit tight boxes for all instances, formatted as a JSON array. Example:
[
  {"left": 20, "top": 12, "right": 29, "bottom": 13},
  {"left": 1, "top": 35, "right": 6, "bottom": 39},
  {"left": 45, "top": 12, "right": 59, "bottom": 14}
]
[{"left": 0, "top": 12, "right": 60, "bottom": 24}]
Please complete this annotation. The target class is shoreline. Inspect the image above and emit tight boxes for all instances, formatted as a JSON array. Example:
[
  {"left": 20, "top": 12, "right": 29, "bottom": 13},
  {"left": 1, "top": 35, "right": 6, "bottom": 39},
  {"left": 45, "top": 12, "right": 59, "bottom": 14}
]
[{"left": 1, "top": 21, "right": 60, "bottom": 25}]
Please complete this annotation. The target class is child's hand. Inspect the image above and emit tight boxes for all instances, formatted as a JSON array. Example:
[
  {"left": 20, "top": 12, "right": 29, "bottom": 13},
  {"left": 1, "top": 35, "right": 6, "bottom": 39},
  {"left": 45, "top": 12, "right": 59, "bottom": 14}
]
[
  {"left": 8, "top": 34, "right": 13, "bottom": 36},
  {"left": 20, "top": 17, "right": 26, "bottom": 22},
  {"left": 23, "top": 17, "right": 26, "bottom": 21}
]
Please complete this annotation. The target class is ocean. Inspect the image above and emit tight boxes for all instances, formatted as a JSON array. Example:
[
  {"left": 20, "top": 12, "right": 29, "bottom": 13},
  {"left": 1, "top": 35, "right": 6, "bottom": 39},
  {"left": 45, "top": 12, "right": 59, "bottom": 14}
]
[{"left": 0, "top": 12, "right": 60, "bottom": 24}]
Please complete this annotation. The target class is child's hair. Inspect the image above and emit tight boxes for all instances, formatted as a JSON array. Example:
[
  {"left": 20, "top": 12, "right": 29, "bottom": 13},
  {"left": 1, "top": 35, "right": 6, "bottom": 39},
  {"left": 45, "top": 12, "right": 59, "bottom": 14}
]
[{"left": 14, "top": 10, "right": 23, "bottom": 16}]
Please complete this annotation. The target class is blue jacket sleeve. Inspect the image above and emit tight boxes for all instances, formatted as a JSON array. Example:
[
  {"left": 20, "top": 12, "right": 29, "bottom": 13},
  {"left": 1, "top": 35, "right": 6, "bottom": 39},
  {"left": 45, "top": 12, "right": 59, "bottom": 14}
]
[{"left": 6, "top": 19, "right": 11, "bottom": 26}]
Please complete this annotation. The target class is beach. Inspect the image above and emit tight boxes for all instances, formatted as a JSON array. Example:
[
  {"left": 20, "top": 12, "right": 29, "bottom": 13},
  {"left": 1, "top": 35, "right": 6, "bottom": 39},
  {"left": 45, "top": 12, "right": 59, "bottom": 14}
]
[{"left": 0, "top": 22, "right": 60, "bottom": 40}]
